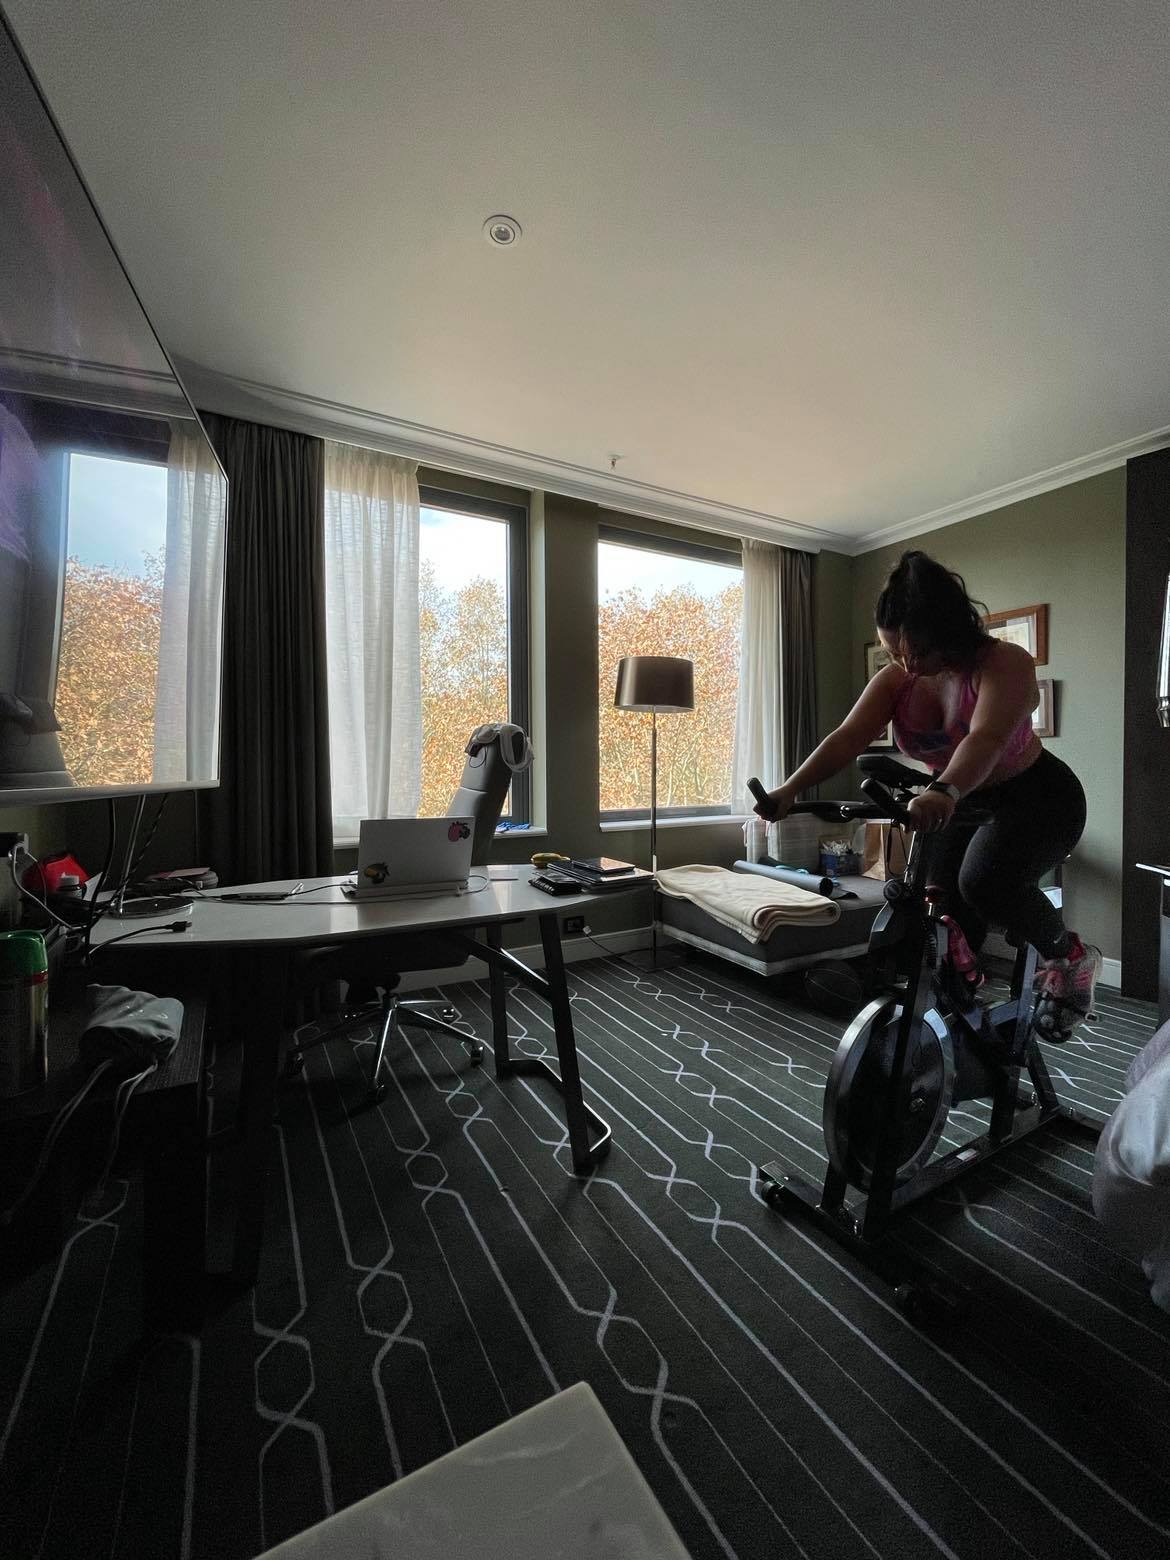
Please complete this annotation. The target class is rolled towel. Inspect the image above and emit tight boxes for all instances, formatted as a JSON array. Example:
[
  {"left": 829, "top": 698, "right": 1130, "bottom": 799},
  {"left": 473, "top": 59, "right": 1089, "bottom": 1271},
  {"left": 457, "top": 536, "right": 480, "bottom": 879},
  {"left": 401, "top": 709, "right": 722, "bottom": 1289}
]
[{"left": 733, "top": 860, "right": 835, "bottom": 897}]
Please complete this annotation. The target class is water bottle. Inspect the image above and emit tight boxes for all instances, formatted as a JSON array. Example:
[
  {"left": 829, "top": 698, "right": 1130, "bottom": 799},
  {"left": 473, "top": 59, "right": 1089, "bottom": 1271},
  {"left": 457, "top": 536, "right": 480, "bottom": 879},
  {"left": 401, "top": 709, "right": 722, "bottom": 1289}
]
[{"left": 0, "top": 929, "right": 48, "bottom": 1097}]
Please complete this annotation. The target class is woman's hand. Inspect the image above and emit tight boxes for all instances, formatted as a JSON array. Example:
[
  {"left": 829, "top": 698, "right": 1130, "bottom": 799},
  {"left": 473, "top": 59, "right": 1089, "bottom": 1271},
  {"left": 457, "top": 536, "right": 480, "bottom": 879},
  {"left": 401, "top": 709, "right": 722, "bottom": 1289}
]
[
  {"left": 906, "top": 790, "right": 956, "bottom": 834},
  {"left": 754, "top": 786, "right": 794, "bottom": 824}
]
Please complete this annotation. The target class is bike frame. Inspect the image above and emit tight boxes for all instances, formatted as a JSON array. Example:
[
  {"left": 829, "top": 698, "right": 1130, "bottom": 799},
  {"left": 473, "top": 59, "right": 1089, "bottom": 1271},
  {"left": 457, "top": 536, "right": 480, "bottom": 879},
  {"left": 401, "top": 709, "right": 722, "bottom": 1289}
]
[{"left": 759, "top": 770, "right": 1100, "bottom": 1265}]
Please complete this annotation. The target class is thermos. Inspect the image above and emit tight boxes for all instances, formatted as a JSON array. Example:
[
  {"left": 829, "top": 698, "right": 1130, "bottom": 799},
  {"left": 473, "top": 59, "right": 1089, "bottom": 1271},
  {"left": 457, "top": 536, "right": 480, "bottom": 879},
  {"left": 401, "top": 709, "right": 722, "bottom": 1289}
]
[{"left": 0, "top": 929, "right": 48, "bottom": 1097}]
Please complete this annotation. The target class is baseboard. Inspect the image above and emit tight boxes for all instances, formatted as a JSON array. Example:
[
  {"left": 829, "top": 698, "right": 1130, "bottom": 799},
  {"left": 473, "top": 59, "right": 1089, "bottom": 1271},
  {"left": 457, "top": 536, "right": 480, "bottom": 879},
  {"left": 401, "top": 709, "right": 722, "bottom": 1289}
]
[
  {"left": 397, "top": 924, "right": 1124, "bottom": 992},
  {"left": 394, "top": 924, "right": 654, "bottom": 991},
  {"left": 982, "top": 930, "right": 1122, "bottom": 989}
]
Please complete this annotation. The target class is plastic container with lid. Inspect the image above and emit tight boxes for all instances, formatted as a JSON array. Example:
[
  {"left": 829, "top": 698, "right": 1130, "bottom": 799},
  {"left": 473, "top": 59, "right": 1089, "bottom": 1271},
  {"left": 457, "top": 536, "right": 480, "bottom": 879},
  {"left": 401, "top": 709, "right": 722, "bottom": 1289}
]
[{"left": 0, "top": 929, "right": 49, "bottom": 1097}]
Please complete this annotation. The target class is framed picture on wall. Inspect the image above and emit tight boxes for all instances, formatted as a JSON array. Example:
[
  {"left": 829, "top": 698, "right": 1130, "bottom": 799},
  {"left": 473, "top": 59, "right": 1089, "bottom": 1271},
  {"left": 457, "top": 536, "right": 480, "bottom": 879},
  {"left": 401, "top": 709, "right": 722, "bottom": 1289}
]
[
  {"left": 864, "top": 641, "right": 896, "bottom": 748},
  {"left": 983, "top": 603, "right": 1049, "bottom": 665},
  {"left": 865, "top": 641, "right": 895, "bottom": 681},
  {"left": 1032, "top": 678, "right": 1056, "bottom": 738}
]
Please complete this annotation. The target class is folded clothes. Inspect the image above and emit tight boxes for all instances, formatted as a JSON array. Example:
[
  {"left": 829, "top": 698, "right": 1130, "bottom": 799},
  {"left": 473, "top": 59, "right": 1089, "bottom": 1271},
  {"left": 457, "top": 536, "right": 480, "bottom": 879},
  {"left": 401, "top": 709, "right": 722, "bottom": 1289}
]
[{"left": 655, "top": 864, "right": 841, "bottom": 944}]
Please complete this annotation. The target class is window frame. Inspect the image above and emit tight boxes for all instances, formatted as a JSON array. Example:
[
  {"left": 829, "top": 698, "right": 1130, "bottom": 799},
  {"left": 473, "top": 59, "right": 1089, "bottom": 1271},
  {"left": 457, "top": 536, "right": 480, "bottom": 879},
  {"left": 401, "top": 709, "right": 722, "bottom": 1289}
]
[
  {"left": 597, "top": 524, "right": 743, "bottom": 823},
  {"left": 419, "top": 483, "right": 531, "bottom": 824}
]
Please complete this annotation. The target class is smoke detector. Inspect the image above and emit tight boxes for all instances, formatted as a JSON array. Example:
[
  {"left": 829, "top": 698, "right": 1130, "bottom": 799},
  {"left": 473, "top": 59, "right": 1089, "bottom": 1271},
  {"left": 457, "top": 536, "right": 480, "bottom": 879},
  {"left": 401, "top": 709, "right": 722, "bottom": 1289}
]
[{"left": 484, "top": 214, "right": 522, "bottom": 247}]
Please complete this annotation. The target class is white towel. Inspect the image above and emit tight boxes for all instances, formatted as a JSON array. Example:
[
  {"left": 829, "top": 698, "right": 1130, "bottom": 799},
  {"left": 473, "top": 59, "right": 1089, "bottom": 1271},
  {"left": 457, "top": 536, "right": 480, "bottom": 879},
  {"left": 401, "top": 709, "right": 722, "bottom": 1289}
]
[{"left": 656, "top": 864, "right": 840, "bottom": 944}]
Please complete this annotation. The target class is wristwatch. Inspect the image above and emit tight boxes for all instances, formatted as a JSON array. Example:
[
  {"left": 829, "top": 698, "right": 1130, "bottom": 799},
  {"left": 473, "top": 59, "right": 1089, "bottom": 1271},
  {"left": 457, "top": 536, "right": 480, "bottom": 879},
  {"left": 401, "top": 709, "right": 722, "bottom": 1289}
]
[{"left": 927, "top": 780, "right": 960, "bottom": 802}]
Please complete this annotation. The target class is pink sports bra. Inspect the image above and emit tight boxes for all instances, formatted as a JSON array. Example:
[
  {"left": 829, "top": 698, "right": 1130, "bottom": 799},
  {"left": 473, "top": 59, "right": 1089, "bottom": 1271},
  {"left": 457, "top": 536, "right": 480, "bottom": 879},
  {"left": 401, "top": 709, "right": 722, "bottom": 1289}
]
[{"left": 892, "top": 669, "right": 1034, "bottom": 776}]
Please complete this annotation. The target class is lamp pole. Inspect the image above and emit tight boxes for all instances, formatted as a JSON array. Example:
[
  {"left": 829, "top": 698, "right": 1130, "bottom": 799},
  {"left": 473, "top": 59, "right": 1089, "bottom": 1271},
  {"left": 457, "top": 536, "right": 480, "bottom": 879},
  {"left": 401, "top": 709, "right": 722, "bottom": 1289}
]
[
  {"left": 650, "top": 710, "right": 659, "bottom": 966},
  {"left": 650, "top": 710, "right": 658, "bottom": 876}
]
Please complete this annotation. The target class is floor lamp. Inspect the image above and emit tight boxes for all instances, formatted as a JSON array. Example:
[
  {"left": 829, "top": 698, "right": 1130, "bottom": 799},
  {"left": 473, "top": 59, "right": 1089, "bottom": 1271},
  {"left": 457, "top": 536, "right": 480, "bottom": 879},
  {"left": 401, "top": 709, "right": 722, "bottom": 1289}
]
[{"left": 614, "top": 655, "right": 695, "bottom": 970}]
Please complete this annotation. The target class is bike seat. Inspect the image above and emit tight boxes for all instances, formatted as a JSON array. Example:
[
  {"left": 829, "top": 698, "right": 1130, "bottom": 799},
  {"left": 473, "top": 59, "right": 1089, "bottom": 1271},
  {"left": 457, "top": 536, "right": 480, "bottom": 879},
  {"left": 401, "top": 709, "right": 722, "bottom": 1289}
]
[{"left": 857, "top": 754, "right": 931, "bottom": 791}]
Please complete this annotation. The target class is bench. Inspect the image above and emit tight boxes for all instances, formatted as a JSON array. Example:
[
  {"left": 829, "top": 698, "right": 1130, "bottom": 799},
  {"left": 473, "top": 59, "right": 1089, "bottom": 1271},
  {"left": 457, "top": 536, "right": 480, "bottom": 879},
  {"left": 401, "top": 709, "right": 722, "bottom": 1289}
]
[{"left": 656, "top": 860, "right": 887, "bottom": 977}]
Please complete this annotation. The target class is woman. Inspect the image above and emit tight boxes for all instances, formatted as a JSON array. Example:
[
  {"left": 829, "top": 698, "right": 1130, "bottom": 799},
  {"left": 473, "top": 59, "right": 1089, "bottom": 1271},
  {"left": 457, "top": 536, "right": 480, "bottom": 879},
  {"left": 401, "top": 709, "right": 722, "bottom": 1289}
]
[{"left": 755, "top": 550, "right": 1100, "bottom": 1040}]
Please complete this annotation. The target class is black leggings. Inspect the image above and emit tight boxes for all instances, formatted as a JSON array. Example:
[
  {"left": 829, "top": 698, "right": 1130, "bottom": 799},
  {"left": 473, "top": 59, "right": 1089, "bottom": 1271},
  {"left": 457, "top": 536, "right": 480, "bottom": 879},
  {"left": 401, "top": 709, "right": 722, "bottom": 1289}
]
[{"left": 928, "top": 749, "right": 1086, "bottom": 959}]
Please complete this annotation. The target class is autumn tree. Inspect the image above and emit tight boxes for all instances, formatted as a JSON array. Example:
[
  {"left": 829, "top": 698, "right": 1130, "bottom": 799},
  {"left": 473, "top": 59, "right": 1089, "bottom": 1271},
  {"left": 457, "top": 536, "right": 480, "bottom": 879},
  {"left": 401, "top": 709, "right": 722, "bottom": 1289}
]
[
  {"left": 54, "top": 553, "right": 163, "bottom": 786},
  {"left": 419, "top": 559, "right": 510, "bottom": 815},
  {"left": 598, "top": 581, "right": 742, "bottom": 811}
]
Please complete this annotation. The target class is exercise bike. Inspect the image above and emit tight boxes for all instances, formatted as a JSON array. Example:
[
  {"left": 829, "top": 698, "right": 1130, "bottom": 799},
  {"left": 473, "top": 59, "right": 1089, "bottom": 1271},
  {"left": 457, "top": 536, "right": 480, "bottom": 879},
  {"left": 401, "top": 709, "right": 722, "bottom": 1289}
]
[{"left": 751, "top": 756, "right": 1100, "bottom": 1322}]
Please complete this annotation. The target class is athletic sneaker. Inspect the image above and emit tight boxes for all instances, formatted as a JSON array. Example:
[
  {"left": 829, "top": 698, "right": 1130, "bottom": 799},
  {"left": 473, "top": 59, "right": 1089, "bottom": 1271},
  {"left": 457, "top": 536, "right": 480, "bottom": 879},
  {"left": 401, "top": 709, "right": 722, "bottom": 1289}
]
[
  {"left": 1033, "top": 936, "right": 1102, "bottom": 1042},
  {"left": 940, "top": 915, "right": 984, "bottom": 1000}
]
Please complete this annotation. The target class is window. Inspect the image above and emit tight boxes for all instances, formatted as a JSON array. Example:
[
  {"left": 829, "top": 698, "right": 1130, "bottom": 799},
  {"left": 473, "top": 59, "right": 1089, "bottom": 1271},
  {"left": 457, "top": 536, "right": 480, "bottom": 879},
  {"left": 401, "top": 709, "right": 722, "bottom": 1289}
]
[
  {"left": 323, "top": 451, "right": 530, "bottom": 839},
  {"left": 598, "top": 529, "right": 742, "bottom": 818},
  {"left": 418, "top": 486, "right": 529, "bottom": 821},
  {"left": 56, "top": 451, "right": 167, "bottom": 786}
]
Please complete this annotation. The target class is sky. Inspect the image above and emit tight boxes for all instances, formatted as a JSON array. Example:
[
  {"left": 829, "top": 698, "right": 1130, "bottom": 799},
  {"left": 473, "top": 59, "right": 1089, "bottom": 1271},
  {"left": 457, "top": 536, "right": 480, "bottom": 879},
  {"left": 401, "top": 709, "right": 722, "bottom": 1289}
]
[
  {"left": 421, "top": 506, "right": 506, "bottom": 588},
  {"left": 421, "top": 509, "right": 741, "bottom": 599},
  {"left": 598, "top": 538, "right": 740, "bottom": 601},
  {"left": 67, "top": 451, "right": 166, "bottom": 577},
  {"left": 60, "top": 479, "right": 741, "bottom": 597}
]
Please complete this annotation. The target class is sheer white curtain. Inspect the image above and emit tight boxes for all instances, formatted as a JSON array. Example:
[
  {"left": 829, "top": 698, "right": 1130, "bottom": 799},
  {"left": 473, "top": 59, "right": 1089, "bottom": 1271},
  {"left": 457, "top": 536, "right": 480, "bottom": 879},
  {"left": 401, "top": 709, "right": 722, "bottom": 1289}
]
[
  {"left": 153, "top": 422, "right": 227, "bottom": 785},
  {"left": 323, "top": 442, "right": 421, "bottom": 838},
  {"left": 731, "top": 537, "right": 784, "bottom": 810}
]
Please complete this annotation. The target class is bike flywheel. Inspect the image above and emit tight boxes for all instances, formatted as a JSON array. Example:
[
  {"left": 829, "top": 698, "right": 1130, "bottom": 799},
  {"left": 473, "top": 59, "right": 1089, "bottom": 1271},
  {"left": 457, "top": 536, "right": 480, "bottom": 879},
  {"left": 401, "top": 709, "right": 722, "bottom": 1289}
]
[{"left": 823, "top": 998, "right": 955, "bottom": 1190}]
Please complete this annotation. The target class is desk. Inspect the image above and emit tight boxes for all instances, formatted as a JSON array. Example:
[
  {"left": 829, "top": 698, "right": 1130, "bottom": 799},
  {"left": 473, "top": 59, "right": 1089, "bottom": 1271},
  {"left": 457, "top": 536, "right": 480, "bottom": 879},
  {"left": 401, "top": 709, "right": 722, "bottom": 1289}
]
[
  {"left": 89, "top": 874, "right": 625, "bottom": 1287},
  {"left": 255, "top": 1381, "right": 693, "bottom": 1559}
]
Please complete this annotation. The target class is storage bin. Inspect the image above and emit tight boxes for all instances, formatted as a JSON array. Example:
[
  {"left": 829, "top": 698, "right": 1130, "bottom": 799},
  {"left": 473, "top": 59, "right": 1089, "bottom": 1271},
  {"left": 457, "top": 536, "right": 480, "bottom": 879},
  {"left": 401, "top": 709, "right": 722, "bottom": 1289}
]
[
  {"left": 819, "top": 848, "right": 860, "bottom": 877},
  {"left": 768, "top": 813, "right": 821, "bottom": 871}
]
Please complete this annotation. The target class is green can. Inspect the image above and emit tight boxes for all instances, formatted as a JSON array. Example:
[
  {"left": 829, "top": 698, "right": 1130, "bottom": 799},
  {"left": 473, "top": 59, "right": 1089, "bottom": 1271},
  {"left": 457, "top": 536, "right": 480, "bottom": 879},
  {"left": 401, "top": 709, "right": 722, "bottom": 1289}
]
[{"left": 0, "top": 929, "right": 48, "bottom": 1096}]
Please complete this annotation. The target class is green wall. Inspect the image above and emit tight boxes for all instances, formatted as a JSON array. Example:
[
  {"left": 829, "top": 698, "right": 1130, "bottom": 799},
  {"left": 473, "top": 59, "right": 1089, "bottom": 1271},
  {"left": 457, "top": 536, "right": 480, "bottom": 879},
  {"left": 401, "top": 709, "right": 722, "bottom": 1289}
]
[
  {"left": 812, "top": 549, "right": 856, "bottom": 800},
  {"left": 849, "top": 469, "right": 1127, "bottom": 959}
]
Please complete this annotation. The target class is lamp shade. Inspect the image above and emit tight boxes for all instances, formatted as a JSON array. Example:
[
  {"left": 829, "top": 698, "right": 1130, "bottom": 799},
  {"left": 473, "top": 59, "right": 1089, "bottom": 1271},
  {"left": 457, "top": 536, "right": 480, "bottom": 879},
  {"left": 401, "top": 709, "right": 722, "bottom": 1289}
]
[{"left": 614, "top": 655, "right": 695, "bottom": 712}]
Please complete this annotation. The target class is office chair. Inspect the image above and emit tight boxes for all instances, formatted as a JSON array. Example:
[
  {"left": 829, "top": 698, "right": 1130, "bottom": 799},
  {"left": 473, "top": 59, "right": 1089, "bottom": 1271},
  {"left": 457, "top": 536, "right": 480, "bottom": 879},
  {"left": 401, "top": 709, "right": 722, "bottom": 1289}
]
[{"left": 284, "top": 724, "right": 533, "bottom": 1103}]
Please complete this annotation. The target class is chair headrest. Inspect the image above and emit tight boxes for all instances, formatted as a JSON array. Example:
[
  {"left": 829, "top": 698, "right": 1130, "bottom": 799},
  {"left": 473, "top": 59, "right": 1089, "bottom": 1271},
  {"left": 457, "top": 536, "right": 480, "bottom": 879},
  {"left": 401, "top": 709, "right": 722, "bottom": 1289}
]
[{"left": 464, "top": 722, "right": 533, "bottom": 771}]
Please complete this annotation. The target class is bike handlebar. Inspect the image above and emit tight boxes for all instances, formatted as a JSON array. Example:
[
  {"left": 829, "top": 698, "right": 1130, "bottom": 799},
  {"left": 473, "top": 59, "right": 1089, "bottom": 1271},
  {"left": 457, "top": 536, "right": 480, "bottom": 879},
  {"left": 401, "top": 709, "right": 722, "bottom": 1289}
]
[{"left": 748, "top": 774, "right": 987, "bottom": 832}]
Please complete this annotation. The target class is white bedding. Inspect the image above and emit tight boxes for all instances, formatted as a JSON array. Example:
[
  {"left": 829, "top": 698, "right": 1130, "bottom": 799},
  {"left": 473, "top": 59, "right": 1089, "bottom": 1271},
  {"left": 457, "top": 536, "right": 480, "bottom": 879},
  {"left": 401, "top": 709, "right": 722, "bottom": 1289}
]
[{"left": 1092, "top": 1018, "right": 1170, "bottom": 1312}]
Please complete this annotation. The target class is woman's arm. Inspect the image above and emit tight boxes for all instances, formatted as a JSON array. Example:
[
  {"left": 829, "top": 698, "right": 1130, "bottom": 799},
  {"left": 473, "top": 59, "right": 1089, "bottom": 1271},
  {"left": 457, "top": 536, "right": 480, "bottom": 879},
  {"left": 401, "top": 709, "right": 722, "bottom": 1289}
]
[
  {"left": 756, "top": 665, "right": 904, "bottom": 817},
  {"left": 937, "top": 641, "right": 1039, "bottom": 796}
]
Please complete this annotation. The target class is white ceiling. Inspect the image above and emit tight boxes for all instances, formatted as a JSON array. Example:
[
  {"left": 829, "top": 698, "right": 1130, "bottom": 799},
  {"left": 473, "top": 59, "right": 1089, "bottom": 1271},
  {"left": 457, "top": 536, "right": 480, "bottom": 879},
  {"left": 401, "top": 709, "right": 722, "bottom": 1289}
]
[{"left": 7, "top": 0, "right": 1170, "bottom": 550}]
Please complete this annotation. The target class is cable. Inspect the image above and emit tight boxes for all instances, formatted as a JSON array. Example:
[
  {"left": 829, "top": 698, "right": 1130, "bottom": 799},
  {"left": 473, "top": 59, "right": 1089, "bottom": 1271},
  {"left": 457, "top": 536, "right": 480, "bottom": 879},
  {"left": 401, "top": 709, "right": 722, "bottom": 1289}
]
[
  {"left": 83, "top": 798, "right": 120, "bottom": 954},
  {"left": 122, "top": 794, "right": 169, "bottom": 893},
  {"left": 579, "top": 925, "right": 653, "bottom": 970},
  {"left": 89, "top": 1061, "right": 157, "bottom": 1204},
  {"left": 84, "top": 921, "right": 191, "bottom": 964},
  {"left": 9, "top": 844, "right": 78, "bottom": 932},
  {"left": 0, "top": 1059, "right": 115, "bottom": 1226}
]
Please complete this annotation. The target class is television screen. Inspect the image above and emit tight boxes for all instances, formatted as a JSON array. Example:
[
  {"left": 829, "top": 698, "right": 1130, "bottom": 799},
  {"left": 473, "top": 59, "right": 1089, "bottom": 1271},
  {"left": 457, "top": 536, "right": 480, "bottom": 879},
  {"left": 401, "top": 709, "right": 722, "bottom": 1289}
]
[{"left": 0, "top": 16, "right": 227, "bottom": 805}]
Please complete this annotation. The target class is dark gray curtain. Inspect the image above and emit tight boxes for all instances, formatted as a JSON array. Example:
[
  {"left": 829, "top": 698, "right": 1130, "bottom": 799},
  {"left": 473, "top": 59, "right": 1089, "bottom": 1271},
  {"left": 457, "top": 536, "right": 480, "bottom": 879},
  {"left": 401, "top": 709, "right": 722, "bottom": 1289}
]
[
  {"left": 197, "top": 413, "right": 333, "bottom": 884},
  {"left": 780, "top": 548, "right": 818, "bottom": 793}
]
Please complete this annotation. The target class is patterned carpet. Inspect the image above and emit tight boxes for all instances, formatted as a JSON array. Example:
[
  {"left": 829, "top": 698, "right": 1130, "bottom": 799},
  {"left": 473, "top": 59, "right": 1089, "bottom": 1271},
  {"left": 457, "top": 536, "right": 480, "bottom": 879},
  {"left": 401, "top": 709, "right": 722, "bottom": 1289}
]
[{"left": 2, "top": 951, "right": 1170, "bottom": 1560}]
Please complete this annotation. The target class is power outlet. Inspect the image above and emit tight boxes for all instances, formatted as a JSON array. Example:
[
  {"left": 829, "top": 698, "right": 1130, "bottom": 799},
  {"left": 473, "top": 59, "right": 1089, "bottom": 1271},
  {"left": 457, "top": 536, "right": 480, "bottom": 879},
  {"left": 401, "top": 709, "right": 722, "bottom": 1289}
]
[{"left": 563, "top": 915, "right": 586, "bottom": 935}]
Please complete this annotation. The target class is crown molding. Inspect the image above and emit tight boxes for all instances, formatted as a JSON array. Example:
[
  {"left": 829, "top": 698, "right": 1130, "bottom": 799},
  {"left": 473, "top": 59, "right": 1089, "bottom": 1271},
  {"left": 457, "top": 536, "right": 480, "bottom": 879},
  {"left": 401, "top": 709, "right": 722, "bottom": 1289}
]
[
  {"left": 850, "top": 424, "right": 1170, "bottom": 555},
  {"left": 174, "top": 359, "right": 844, "bottom": 553}
]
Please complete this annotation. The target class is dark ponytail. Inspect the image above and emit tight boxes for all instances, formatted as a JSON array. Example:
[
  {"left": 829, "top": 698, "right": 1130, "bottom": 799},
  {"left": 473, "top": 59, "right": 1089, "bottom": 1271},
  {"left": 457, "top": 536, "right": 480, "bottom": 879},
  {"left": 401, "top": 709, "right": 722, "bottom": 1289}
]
[{"left": 875, "top": 550, "right": 991, "bottom": 667}]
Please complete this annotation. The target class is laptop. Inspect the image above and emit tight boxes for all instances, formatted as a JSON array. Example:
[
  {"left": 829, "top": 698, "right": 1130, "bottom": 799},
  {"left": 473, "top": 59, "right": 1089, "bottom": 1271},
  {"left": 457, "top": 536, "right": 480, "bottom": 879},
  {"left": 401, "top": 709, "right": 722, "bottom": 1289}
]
[{"left": 342, "top": 817, "right": 476, "bottom": 900}]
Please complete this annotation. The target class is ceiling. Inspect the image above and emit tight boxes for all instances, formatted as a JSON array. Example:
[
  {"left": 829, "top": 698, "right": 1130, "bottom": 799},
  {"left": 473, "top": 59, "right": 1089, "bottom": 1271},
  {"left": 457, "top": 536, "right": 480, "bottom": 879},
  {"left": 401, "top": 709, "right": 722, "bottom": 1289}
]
[{"left": 6, "top": 0, "right": 1170, "bottom": 551}]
